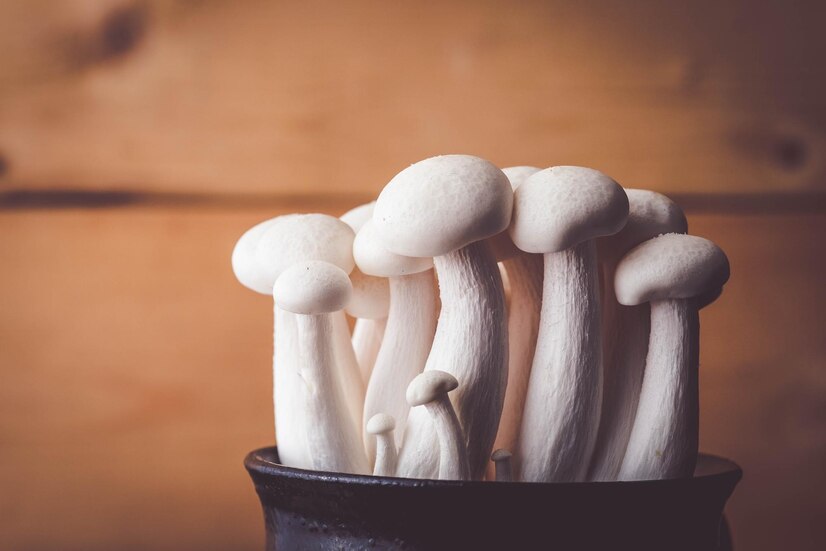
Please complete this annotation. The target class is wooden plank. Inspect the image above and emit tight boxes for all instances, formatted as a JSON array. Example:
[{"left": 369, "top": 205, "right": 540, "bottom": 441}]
[
  {"left": 0, "top": 204, "right": 824, "bottom": 549},
  {"left": 0, "top": 0, "right": 824, "bottom": 195}
]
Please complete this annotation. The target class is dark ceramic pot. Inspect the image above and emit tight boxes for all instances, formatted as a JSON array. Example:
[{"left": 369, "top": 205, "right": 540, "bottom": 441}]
[{"left": 245, "top": 447, "right": 741, "bottom": 551}]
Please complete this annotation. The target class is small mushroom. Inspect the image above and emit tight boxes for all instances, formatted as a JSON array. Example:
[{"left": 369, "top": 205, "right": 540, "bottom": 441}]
[
  {"left": 588, "top": 189, "right": 688, "bottom": 481},
  {"left": 231, "top": 214, "right": 358, "bottom": 469},
  {"left": 355, "top": 219, "right": 436, "bottom": 466},
  {"left": 406, "top": 371, "right": 470, "bottom": 481},
  {"left": 490, "top": 449, "right": 513, "bottom": 482},
  {"left": 274, "top": 260, "right": 370, "bottom": 474},
  {"left": 510, "top": 166, "right": 629, "bottom": 482},
  {"left": 615, "top": 233, "right": 729, "bottom": 480},
  {"left": 366, "top": 413, "right": 398, "bottom": 477},
  {"left": 375, "top": 155, "right": 512, "bottom": 480}
]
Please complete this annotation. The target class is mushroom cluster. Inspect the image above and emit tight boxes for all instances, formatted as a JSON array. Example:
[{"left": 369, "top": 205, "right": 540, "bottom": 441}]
[{"left": 232, "top": 155, "right": 730, "bottom": 482}]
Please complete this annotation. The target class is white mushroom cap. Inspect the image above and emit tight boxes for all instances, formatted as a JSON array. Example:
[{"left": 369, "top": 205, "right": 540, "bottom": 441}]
[
  {"left": 366, "top": 412, "right": 396, "bottom": 435},
  {"left": 345, "top": 267, "right": 390, "bottom": 319},
  {"left": 231, "top": 217, "right": 278, "bottom": 294},
  {"left": 599, "top": 189, "right": 688, "bottom": 259},
  {"left": 340, "top": 201, "right": 376, "bottom": 232},
  {"left": 502, "top": 166, "right": 541, "bottom": 190},
  {"left": 250, "top": 214, "right": 355, "bottom": 295},
  {"left": 509, "top": 166, "right": 629, "bottom": 253},
  {"left": 273, "top": 260, "right": 353, "bottom": 315},
  {"left": 406, "top": 370, "right": 459, "bottom": 407},
  {"left": 353, "top": 219, "right": 433, "bottom": 277},
  {"left": 374, "top": 155, "right": 513, "bottom": 258},
  {"left": 490, "top": 448, "right": 512, "bottom": 461},
  {"left": 615, "top": 233, "right": 730, "bottom": 306}
]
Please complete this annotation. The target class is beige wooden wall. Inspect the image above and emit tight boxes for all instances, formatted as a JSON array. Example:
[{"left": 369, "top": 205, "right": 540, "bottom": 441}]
[{"left": 1, "top": 1, "right": 824, "bottom": 550}]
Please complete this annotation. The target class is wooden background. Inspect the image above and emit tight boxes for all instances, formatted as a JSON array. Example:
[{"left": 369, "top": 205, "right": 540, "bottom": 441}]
[{"left": 1, "top": 1, "right": 824, "bottom": 550}]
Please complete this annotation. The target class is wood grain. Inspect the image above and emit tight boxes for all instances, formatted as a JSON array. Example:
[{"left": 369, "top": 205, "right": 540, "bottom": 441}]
[
  {"left": 0, "top": 0, "right": 824, "bottom": 195},
  {"left": 0, "top": 204, "right": 823, "bottom": 550}
]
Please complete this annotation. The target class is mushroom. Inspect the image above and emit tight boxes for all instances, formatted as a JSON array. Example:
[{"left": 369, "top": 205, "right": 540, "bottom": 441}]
[
  {"left": 489, "top": 166, "right": 544, "bottom": 474},
  {"left": 274, "top": 260, "right": 370, "bottom": 474},
  {"left": 231, "top": 214, "right": 357, "bottom": 469},
  {"left": 490, "top": 449, "right": 513, "bottom": 482},
  {"left": 366, "top": 413, "right": 398, "bottom": 477},
  {"left": 510, "top": 166, "right": 629, "bottom": 482},
  {"left": 341, "top": 201, "right": 389, "bottom": 383},
  {"left": 615, "top": 233, "right": 729, "bottom": 480},
  {"left": 588, "top": 189, "right": 688, "bottom": 481},
  {"left": 354, "top": 219, "right": 436, "bottom": 466},
  {"left": 406, "top": 371, "right": 470, "bottom": 481},
  {"left": 374, "top": 155, "right": 512, "bottom": 480}
]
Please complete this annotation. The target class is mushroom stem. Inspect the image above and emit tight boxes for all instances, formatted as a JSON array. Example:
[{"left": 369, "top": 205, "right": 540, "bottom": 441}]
[
  {"left": 396, "top": 241, "right": 508, "bottom": 480},
  {"left": 351, "top": 317, "right": 387, "bottom": 384},
  {"left": 491, "top": 449, "right": 513, "bottom": 482},
  {"left": 331, "top": 310, "right": 367, "bottom": 436},
  {"left": 619, "top": 299, "right": 699, "bottom": 480},
  {"left": 372, "top": 429, "right": 397, "bottom": 477},
  {"left": 587, "top": 266, "right": 649, "bottom": 481},
  {"left": 272, "top": 305, "right": 311, "bottom": 468},
  {"left": 518, "top": 240, "right": 603, "bottom": 482},
  {"left": 296, "top": 313, "right": 370, "bottom": 474},
  {"left": 493, "top": 253, "right": 542, "bottom": 468},
  {"left": 363, "top": 270, "right": 437, "bottom": 465},
  {"left": 426, "top": 396, "right": 471, "bottom": 480}
]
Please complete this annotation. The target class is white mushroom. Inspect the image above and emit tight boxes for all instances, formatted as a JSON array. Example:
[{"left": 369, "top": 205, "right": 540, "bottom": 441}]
[
  {"left": 588, "top": 189, "right": 688, "bottom": 481},
  {"left": 406, "top": 371, "right": 470, "bottom": 481},
  {"left": 615, "top": 233, "right": 729, "bottom": 480},
  {"left": 511, "top": 166, "right": 629, "bottom": 482},
  {"left": 355, "top": 219, "right": 436, "bottom": 466},
  {"left": 489, "top": 166, "right": 544, "bottom": 473},
  {"left": 490, "top": 449, "right": 513, "bottom": 482},
  {"left": 374, "top": 155, "right": 512, "bottom": 480},
  {"left": 231, "top": 214, "right": 358, "bottom": 469},
  {"left": 366, "top": 413, "right": 398, "bottom": 477},
  {"left": 274, "top": 260, "right": 370, "bottom": 474}
]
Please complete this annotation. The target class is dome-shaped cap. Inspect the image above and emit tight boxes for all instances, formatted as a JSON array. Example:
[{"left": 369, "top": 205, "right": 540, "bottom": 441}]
[
  {"left": 232, "top": 217, "right": 279, "bottom": 294},
  {"left": 340, "top": 201, "right": 376, "bottom": 232},
  {"left": 374, "top": 155, "right": 513, "bottom": 258},
  {"left": 598, "top": 189, "right": 687, "bottom": 261},
  {"left": 251, "top": 214, "right": 354, "bottom": 296},
  {"left": 491, "top": 448, "right": 512, "bottom": 461},
  {"left": 406, "top": 370, "right": 459, "bottom": 407},
  {"left": 345, "top": 268, "right": 390, "bottom": 319},
  {"left": 274, "top": 260, "right": 353, "bottom": 315},
  {"left": 509, "top": 166, "right": 629, "bottom": 253},
  {"left": 502, "top": 166, "right": 541, "bottom": 190},
  {"left": 354, "top": 219, "right": 433, "bottom": 277},
  {"left": 366, "top": 413, "right": 396, "bottom": 435},
  {"left": 614, "top": 233, "right": 730, "bottom": 306}
]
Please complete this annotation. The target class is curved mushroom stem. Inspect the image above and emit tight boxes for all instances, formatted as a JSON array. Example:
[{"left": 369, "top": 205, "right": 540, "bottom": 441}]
[
  {"left": 517, "top": 240, "right": 603, "bottom": 482},
  {"left": 363, "top": 270, "right": 437, "bottom": 465},
  {"left": 619, "top": 298, "right": 699, "bottom": 480},
  {"left": 272, "top": 305, "right": 311, "bottom": 468},
  {"left": 492, "top": 253, "right": 542, "bottom": 472},
  {"left": 588, "top": 261, "right": 650, "bottom": 481},
  {"left": 296, "top": 313, "right": 370, "bottom": 475},
  {"left": 491, "top": 449, "right": 513, "bottom": 482},
  {"left": 396, "top": 241, "right": 508, "bottom": 480},
  {"left": 351, "top": 317, "right": 387, "bottom": 384},
  {"left": 372, "top": 426, "right": 398, "bottom": 477},
  {"left": 424, "top": 395, "right": 471, "bottom": 480},
  {"left": 331, "top": 310, "right": 366, "bottom": 437}
]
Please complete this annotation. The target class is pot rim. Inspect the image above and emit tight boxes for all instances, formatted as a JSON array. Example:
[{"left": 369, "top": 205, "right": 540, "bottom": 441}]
[{"left": 245, "top": 446, "right": 742, "bottom": 487}]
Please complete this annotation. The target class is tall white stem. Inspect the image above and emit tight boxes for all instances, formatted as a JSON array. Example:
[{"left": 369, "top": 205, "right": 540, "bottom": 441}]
[
  {"left": 273, "top": 305, "right": 311, "bottom": 468},
  {"left": 588, "top": 261, "right": 650, "bottom": 480},
  {"left": 352, "top": 317, "right": 387, "bottom": 384},
  {"left": 373, "top": 432, "right": 398, "bottom": 477},
  {"left": 619, "top": 299, "right": 699, "bottom": 480},
  {"left": 517, "top": 240, "right": 602, "bottom": 482},
  {"left": 331, "top": 310, "right": 366, "bottom": 436},
  {"left": 427, "top": 398, "right": 471, "bottom": 480},
  {"left": 396, "top": 241, "right": 508, "bottom": 480},
  {"left": 297, "top": 314, "right": 370, "bottom": 475},
  {"left": 363, "top": 271, "right": 437, "bottom": 464},
  {"left": 493, "top": 253, "right": 542, "bottom": 469}
]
